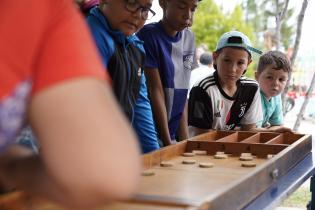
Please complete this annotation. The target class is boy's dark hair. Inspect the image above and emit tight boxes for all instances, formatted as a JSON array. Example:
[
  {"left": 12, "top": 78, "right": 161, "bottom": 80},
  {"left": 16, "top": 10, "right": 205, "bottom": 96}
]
[{"left": 257, "top": 50, "right": 291, "bottom": 75}]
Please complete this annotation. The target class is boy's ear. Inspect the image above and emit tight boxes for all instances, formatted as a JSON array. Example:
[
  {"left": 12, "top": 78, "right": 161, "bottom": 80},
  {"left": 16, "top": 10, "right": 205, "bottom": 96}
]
[
  {"left": 254, "top": 71, "right": 259, "bottom": 80},
  {"left": 241, "top": 58, "right": 252, "bottom": 75},
  {"left": 212, "top": 51, "right": 218, "bottom": 64},
  {"left": 248, "top": 58, "right": 252, "bottom": 66}
]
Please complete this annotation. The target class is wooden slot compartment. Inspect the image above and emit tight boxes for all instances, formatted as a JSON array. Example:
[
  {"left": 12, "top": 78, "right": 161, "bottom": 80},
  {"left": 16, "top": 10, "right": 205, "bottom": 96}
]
[
  {"left": 215, "top": 131, "right": 258, "bottom": 142},
  {"left": 188, "top": 130, "right": 234, "bottom": 142},
  {"left": 266, "top": 132, "right": 305, "bottom": 145},
  {"left": 185, "top": 141, "right": 287, "bottom": 156},
  {"left": 241, "top": 132, "right": 280, "bottom": 144}
]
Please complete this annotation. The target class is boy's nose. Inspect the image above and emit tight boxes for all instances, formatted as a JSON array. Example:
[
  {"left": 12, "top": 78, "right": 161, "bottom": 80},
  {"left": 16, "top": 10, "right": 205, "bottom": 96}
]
[
  {"left": 273, "top": 79, "right": 280, "bottom": 86},
  {"left": 230, "top": 63, "right": 238, "bottom": 73},
  {"left": 183, "top": 9, "right": 193, "bottom": 20}
]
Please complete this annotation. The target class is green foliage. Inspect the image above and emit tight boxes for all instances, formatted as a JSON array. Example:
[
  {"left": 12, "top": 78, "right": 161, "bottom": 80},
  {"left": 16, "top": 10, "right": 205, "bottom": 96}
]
[
  {"left": 192, "top": 0, "right": 257, "bottom": 78},
  {"left": 281, "top": 8, "right": 295, "bottom": 49},
  {"left": 281, "top": 185, "right": 310, "bottom": 207},
  {"left": 192, "top": 1, "right": 255, "bottom": 52},
  {"left": 192, "top": 0, "right": 225, "bottom": 52},
  {"left": 242, "top": 0, "right": 295, "bottom": 51}
]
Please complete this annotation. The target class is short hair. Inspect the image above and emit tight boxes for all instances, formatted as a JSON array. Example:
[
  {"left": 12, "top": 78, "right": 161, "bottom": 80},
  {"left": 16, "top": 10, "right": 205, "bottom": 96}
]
[
  {"left": 199, "top": 52, "right": 212, "bottom": 65},
  {"left": 257, "top": 50, "right": 291, "bottom": 75}
]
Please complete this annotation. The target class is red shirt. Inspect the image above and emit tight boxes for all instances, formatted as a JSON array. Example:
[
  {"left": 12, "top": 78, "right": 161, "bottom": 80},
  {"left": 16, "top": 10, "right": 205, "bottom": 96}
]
[{"left": 0, "top": 0, "right": 107, "bottom": 150}]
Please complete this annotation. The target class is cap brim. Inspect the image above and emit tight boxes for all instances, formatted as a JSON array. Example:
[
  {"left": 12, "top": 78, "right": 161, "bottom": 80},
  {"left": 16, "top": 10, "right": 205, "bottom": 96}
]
[{"left": 247, "top": 46, "right": 262, "bottom": 55}]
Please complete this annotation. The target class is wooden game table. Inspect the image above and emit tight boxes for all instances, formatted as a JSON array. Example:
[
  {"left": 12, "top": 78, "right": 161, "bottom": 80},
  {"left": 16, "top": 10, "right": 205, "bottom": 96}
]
[{"left": 0, "top": 130, "right": 313, "bottom": 210}]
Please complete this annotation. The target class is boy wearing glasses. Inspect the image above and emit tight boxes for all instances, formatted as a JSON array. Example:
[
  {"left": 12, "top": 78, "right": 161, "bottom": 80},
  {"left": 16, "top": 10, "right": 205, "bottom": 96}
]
[
  {"left": 137, "top": 0, "right": 201, "bottom": 146},
  {"left": 87, "top": 0, "right": 159, "bottom": 153}
]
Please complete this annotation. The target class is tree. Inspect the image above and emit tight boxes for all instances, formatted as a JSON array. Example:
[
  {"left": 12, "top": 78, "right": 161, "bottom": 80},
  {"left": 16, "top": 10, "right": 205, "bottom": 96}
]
[
  {"left": 242, "top": 0, "right": 295, "bottom": 51},
  {"left": 192, "top": 0, "right": 256, "bottom": 77},
  {"left": 292, "top": 0, "right": 311, "bottom": 131},
  {"left": 282, "top": 0, "right": 308, "bottom": 117},
  {"left": 273, "top": 0, "right": 290, "bottom": 50},
  {"left": 192, "top": 0, "right": 255, "bottom": 52}
]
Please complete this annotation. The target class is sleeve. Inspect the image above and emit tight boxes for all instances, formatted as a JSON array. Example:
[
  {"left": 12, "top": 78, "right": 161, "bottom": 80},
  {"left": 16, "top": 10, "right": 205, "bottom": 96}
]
[
  {"left": 269, "top": 96, "right": 284, "bottom": 126},
  {"left": 32, "top": 0, "right": 107, "bottom": 95},
  {"left": 86, "top": 14, "right": 113, "bottom": 67},
  {"left": 241, "top": 88, "right": 263, "bottom": 125},
  {"left": 188, "top": 86, "right": 213, "bottom": 129},
  {"left": 191, "top": 37, "right": 198, "bottom": 70},
  {"left": 132, "top": 74, "right": 160, "bottom": 153},
  {"left": 137, "top": 28, "right": 159, "bottom": 69}
]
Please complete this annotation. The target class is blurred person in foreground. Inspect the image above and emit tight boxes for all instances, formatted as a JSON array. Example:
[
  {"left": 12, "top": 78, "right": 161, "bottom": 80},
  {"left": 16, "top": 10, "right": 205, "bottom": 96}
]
[{"left": 0, "top": 0, "right": 141, "bottom": 209}]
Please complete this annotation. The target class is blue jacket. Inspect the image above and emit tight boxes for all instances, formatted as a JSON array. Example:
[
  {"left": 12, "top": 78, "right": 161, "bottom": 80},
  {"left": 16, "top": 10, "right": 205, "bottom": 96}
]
[{"left": 87, "top": 7, "right": 159, "bottom": 153}]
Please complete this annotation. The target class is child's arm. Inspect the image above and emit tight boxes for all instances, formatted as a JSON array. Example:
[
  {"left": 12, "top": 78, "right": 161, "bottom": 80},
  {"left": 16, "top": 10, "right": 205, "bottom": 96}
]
[
  {"left": 241, "top": 123, "right": 258, "bottom": 131},
  {"left": 268, "top": 125, "right": 293, "bottom": 132},
  {"left": 252, "top": 125, "right": 292, "bottom": 133},
  {"left": 188, "top": 86, "right": 214, "bottom": 137},
  {"left": 145, "top": 68, "right": 172, "bottom": 146},
  {"left": 177, "top": 102, "right": 189, "bottom": 140},
  {"left": 190, "top": 127, "right": 213, "bottom": 137},
  {"left": 0, "top": 79, "right": 141, "bottom": 208}
]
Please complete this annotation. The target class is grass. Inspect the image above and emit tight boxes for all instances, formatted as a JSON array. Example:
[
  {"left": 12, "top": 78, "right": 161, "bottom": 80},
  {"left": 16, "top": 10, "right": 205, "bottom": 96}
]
[{"left": 281, "top": 184, "right": 311, "bottom": 208}]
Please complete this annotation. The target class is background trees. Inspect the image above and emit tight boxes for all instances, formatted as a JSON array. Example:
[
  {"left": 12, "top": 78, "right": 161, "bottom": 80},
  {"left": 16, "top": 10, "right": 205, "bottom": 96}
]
[{"left": 192, "top": 0, "right": 312, "bottom": 131}]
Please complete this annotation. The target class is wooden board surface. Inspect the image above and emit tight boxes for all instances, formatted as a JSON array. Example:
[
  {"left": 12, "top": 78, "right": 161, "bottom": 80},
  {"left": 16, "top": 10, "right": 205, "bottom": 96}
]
[
  {"left": 0, "top": 131, "right": 312, "bottom": 210},
  {"left": 138, "top": 155, "right": 266, "bottom": 206}
]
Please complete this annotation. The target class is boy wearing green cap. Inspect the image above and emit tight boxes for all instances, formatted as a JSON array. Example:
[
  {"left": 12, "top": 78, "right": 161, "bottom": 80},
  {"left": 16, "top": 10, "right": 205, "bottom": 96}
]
[{"left": 188, "top": 31, "right": 263, "bottom": 136}]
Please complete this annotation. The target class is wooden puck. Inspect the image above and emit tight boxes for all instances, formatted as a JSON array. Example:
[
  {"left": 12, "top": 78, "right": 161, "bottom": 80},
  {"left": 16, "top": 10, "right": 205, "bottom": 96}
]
[
  {"left": 240, "top": 152, "right": 252, "bottom": 157},
  {"left": 193, "top": 150, "right": 207, "bottom": 155},
  {"left": 214, "top": 154, "right": 228, "bottom": 159},
  {"left": 182, "top": 152, "right": 195, "bottom": 157},
  {"left": 160, "top": 161, "right": 174, "bottom": 167},
  {"left": 239, "top": 156, "right": 254, "bottom": 161},
  {"left": 241, "top": 162, "right": 256, "bottom": 167},
  {"left": 141, "top": 170, "right": 155, "bottom": 176},
  {"left": 267, "top": 154, "right": 274, "bottom": 159},
  {"left": 182, "top": 159, "right": 196, "bottom": 164},
  {"left": 199, "top": 162, "right": 214, "bottom": 168}
]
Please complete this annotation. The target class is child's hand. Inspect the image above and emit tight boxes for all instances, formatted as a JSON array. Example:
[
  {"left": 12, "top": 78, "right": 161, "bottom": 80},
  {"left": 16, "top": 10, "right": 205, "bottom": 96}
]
[
  {"left": 269, "top": 126, "right": 293, "bottom": 133},
  {"left": 0, "top": 145, "right": 34, "bottom": 194}
]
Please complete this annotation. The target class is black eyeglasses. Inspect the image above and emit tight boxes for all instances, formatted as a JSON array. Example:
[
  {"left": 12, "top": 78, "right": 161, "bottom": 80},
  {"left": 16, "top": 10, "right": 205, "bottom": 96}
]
[{"left": 124, "top": 0, "right": 156, "bottom": 20}]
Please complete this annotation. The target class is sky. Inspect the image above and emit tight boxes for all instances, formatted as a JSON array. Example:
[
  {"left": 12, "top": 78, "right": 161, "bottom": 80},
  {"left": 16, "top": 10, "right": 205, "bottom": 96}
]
[{"left": 148, "top": 0, "right": 315, "bottom": 84}]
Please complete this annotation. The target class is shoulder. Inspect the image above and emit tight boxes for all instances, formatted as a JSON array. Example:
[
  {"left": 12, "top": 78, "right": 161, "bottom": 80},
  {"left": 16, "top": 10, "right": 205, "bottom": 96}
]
[
  {"left": 137, "top": 23, "right": 162, "bottom": 50},
  {"left": 87, "top": 9, "right": 111, "bottom": 38},
  {"left": 239, "top": 76, "right": 259, "bottom": 88},
  {"left": 140, "top": 22, "right": 159, "bottom": 32},
  {"left": 137, "top": 23, "right": 159, "bottom": 37},
  {"left": 183, "top": 28, "right": 195, "bottom": 36},
  {"left": 194, "top": 74, "right": 216, "bottom": 91},
  {"left": 179, "top": 29, "right": 195, "bottom": 47}
]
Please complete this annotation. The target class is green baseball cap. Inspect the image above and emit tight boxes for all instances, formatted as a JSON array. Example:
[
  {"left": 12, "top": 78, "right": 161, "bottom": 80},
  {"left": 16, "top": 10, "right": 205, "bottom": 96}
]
[{"left": 215, "top": 31, "right": 262, "bottom": 55}]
